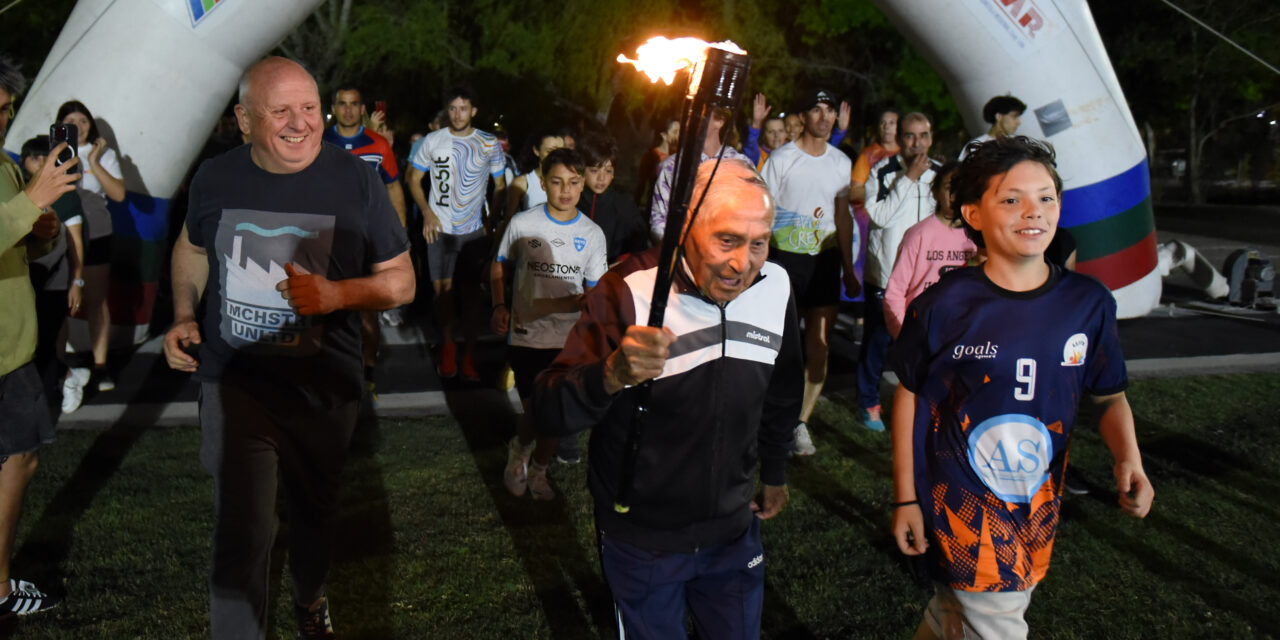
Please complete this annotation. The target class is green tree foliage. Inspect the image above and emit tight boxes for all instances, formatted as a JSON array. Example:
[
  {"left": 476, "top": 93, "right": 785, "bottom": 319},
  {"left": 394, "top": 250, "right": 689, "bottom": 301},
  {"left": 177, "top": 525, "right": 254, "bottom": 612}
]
[{"left": 1089, "top": 0, "right": 1280, "bottom": 202}]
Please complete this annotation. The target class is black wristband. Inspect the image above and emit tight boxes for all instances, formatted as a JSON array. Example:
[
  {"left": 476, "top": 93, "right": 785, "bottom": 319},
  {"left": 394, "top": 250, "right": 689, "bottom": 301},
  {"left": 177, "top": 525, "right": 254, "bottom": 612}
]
[{"left": 892, "top": 500, "right": 919, "bottom": 509}]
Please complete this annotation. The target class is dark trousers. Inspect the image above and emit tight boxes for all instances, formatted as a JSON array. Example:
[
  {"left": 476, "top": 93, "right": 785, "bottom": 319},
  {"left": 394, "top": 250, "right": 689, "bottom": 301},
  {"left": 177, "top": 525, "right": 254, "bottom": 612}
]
[
  {"left": 600, "top": 518, "right": 765, "bottom": 640},
  {"left": 32, "top": 289, "right": 68, "bottom": 417},
  {"left": 198, "top": 382, "right": 357, "bottom": 640},
  {"left": 856, "top": 284, "right": 891, "bottom": 409}
]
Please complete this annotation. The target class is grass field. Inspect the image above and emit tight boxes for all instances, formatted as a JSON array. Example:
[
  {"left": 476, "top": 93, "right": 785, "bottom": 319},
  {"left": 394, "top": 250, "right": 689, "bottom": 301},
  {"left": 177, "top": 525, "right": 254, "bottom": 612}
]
[{"left": 3, "top": 373, "right": 1279, "bottom": 638}]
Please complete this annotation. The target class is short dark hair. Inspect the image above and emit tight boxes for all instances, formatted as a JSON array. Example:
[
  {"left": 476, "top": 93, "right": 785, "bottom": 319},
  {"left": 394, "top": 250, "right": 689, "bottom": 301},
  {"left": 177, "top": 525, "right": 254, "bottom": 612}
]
[
  {"left": 20, "top": 135, "right": 48, "bottom": 162},
  {"left": 952, "top": 136, "right": 1062, "bottom": 248},
  {"left": 331, "top": 84, "right": 361, "bottom": 105},
  {"left": 982, "top": 95, "right": 1027, "bottom": 123},
  {"left": 56, "top": 100, "right": 100, "bottom": 143},
  {"left": 444, "top": 85, "right": 478, "bottom": 107},
  {"left": 577, "top": 133, "right": 617, "bottom": 167},
  {"left": 541, "top": 147, "right": 585, "bottom": 177},
  {"left": 931, "top": 161, "right": 961, "bottom": 220}
]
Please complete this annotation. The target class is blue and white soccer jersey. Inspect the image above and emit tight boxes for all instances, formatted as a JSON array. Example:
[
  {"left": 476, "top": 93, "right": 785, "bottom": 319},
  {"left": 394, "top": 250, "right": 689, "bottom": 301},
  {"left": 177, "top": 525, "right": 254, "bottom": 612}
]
[
  {"left": 410, "top": 128, "right": 506, "bottom": 235},
  {"left": 496, "top": 206, "right": 608, "bottom": 349},
  {"left": 889, "top": 265, "right": 1128, "bottom": 592}
]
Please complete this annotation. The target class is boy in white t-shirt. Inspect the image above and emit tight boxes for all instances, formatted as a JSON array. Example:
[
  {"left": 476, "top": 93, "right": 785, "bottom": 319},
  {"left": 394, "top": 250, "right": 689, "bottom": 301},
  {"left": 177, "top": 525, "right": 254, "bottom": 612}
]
[{"left": 493, "top": 148, "right": 607, "bottom": 500}]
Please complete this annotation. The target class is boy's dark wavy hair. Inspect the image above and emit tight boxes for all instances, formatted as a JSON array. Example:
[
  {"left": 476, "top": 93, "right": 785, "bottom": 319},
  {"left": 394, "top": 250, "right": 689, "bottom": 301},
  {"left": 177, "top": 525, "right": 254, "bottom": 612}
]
[{"left": 952, "top": 135, "right": 1062, "bottom": 248}]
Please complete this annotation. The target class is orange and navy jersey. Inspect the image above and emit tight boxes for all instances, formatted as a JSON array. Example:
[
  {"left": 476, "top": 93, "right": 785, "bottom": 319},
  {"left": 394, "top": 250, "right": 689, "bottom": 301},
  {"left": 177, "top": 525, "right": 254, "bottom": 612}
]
[
  {"left": 889, "top": 264, "right": 1127, "bottom": 592},
  {"left": 322, "top": 126, "right": 399, "bottom": 185}
]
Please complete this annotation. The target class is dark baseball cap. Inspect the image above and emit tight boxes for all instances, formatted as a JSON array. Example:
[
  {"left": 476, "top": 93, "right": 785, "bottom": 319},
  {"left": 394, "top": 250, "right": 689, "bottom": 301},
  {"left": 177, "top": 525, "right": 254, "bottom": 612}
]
[{"left": 798, "top": 88, "right": 838, "bottom": 112}]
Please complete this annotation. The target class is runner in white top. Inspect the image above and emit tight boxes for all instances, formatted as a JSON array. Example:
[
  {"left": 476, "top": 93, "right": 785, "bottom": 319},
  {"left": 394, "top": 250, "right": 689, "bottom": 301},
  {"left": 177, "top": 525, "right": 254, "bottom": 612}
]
[
  {"left": 492, "top": 148, "right": 606, "bottom": 501},
  {"left": 758, "top": 88, "right": 858, "bottom": 456},
  {"left": 407, "top": 86, "right": 507, "bottom": 380}
]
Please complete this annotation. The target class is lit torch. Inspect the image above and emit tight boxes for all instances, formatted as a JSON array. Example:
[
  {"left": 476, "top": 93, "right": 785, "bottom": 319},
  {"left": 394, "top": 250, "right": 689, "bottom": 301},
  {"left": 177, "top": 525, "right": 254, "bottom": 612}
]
[{"left": 613, "top": 36, "right": 751, "bottom": 514}]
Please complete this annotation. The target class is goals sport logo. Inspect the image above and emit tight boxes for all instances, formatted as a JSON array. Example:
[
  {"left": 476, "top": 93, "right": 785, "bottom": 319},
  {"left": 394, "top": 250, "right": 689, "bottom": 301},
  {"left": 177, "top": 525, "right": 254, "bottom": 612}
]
[{"left": 967, "top": 414, "right": 1052, "bottom": 503}]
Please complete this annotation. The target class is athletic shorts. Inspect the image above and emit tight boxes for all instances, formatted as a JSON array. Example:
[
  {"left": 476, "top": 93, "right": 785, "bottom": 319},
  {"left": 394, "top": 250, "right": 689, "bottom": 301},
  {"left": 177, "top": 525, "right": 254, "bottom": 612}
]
[
  {"left": 0, "top": 362, "right": 55, "bottom": 460},
  {"left": 768, "top": 248, "right": 841, "bottom": 308},
  {"left": 84, "top": 235, "right": 112, "bottom": 266},
  {"left": 426, "top": 228, "right": 487, "bottom": 283},
  {"left": 507, "top": 345, "right": 560, "bottom": 400},
  {"left": 918, "top": 583, "right": 1036, "bottom": 640}
]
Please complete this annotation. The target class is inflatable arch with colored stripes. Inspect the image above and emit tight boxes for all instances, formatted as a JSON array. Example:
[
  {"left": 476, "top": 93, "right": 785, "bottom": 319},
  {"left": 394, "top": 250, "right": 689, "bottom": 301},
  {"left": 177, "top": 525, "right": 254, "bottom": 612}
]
[
  {"left": 4, "top": 0, "right": 325, "bottom": 346},
  {"left": 873, "top": 0, "right": 1159, "bottom": 317},
  {"left": 7, "top": 0, "right": 1158, "bottom": 344}
]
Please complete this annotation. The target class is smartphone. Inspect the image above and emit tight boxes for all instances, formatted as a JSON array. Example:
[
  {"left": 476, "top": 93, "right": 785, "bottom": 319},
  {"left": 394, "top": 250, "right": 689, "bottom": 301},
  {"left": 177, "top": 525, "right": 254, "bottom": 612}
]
[
  {"left": 374, "top": 100, "right": 386, "bottom": 116},
  {"left": 49, "top": 123, "right": 78, "bottom": 167}
]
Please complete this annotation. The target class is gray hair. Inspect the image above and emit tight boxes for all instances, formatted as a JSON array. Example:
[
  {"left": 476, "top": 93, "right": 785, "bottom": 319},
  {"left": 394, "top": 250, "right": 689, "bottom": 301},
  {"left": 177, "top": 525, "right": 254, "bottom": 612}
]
[
  {"left": 0, "top": 55, "right": 26, "bottom": 97},
  {"left": 685, "top": 157, "right": 775, "bottom": 233}
]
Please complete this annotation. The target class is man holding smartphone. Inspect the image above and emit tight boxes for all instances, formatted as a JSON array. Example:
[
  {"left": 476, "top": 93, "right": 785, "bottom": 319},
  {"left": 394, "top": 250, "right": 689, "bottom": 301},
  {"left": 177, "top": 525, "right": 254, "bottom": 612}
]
[{"left": 0, "top": 54, "right": 80, "bottom": 617}]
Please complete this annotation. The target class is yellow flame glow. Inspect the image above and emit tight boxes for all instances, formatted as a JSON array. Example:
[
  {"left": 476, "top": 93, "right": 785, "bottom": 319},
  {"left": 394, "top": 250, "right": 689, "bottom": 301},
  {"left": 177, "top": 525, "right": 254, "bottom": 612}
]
[{"left": 617, "top": 36, "right": 746, "bottom": 85}]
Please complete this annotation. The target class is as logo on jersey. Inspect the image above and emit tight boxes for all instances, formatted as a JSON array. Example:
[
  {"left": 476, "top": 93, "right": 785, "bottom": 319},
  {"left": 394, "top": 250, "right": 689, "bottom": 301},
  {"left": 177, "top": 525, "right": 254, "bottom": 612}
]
[
  {"left": 551, "top": 238, "right": 565, "bottom": 248},
  {"left": 1061, "top": 333, "right": 1088, "bottom": 366},
  {"left": 574, "top": 237, "right": 586, "bottom": 252},
  {"left": 527, "top": 239, "right": 542, "bottom": 249},
  {"left": 967, "top": 414, "right": 1053, "bottom": 503}
]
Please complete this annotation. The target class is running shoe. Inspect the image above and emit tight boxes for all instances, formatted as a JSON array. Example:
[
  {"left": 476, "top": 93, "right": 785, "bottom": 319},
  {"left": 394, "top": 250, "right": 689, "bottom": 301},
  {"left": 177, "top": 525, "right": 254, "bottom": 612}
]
[
  {"left": 94, "top": 368, "right": 115, "bottom": 392},
  {"left": 460, "top": 351, "right": 480, "bottom": 382},
  {"left": 437, "top": 341, "right": 457, "bottom": 379},
  {"left": 294, "top": 596, "right": 336, "bottom": 639},
  {"left": 554, "top": 437, "right": 581, "bottom": 465},
  {"left": 0, "top": 579, "right": 60, "bottom": 616},
  {"left": 528, "top": 462, "right": 555, "bottom": 501},
  {"left": 61, "top": 367, "right": 90, "bottom": 414},
  {"left": 504, "top": 436, "right": 533, "bottom": 497},
  {"left": 860, "top": 405, "right": 886, "bottom": 432},
  {"left": 793, "top": 423, "right": 816, "bottom": 456}
]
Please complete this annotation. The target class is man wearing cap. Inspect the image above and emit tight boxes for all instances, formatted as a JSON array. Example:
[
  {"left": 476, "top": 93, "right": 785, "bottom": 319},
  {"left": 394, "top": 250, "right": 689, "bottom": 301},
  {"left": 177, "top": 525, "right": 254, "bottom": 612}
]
[{"left": 759, "top": 88, "right": 858, "bottom": 456}]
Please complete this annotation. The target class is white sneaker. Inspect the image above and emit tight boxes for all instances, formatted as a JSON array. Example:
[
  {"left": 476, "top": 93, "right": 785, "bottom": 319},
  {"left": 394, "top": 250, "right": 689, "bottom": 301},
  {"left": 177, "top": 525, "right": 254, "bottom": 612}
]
[
  {"left": 503, "top": 436, "right": 534, "bottom": 497},
  {"left": 528, "top": 462, "right": 555, "bottom": 501},
  {"left": 61, "top": 367, "right": 90, "bottom": 414},
  {"left": 793, "top": 423, "right": 816, "bottom": 456}
]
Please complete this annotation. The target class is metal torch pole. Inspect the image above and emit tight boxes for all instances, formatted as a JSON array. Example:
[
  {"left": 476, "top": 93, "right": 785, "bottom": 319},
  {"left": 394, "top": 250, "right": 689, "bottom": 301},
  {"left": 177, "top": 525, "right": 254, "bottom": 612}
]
[{"left": 614, "top": 47, "right": 751, "bottom": 514}]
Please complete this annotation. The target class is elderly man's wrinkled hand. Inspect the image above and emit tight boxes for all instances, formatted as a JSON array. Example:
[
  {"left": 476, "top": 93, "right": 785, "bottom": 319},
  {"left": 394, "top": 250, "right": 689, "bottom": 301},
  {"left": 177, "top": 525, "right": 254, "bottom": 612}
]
[{"left": 603, "top": 325, "right": 677, "bottom": 394}]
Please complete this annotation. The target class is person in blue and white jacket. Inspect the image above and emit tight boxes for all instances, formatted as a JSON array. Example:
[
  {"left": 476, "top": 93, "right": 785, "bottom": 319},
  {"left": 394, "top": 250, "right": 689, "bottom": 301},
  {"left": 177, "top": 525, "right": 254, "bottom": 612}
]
[{"left": 534, "top": 157, "right": 803, "bottom": 640}]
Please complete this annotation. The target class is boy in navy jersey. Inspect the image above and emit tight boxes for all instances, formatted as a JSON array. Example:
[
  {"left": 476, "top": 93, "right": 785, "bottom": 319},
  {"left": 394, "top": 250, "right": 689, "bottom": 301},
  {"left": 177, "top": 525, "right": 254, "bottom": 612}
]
[{"left": 888, "top": 136, "right": 1154, "bottom": 639}]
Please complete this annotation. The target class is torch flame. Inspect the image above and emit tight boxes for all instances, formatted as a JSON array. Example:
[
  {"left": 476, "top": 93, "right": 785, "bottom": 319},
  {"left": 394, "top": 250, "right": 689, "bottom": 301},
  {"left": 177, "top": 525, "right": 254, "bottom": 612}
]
[{"left": 617, "top": 36, "right": 747, "bottom": 85}]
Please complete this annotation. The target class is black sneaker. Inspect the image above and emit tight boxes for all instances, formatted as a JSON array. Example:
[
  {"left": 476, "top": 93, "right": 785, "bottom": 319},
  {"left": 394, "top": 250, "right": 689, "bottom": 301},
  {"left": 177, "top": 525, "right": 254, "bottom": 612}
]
[
  {"left": 554, "top": 438, "right": 581, "bottom": 465},
  {"left": 94, "top": 368, "right": 115, "bottom": 393},
  {"left": 295, "top": 596, "right": 336, "bottom": 639},
  {"left": 0, "top": 579, "right": 60, "bottom": 616},
  {"left": 1063, "top": 467, "right": 1090, "bottom": 496}
]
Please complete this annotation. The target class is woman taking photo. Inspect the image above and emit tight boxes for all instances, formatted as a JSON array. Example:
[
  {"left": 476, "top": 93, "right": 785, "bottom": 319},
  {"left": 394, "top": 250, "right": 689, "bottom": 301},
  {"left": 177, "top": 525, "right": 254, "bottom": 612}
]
[{"left": 56, "top": 100, "right": 124, "bottom": 411}]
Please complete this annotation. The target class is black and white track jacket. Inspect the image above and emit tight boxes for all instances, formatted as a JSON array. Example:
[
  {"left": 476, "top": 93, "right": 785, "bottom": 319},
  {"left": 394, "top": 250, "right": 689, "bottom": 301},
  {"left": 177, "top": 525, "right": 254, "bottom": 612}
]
[{"left": 533, "top": 247, "right": 803, "bottom": 553}]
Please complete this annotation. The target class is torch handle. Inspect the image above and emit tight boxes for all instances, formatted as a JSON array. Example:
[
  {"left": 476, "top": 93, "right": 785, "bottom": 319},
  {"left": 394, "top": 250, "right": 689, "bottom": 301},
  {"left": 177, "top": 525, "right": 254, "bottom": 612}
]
[{"left": 613, "top": 46, "right": 750, "bottom": 515}]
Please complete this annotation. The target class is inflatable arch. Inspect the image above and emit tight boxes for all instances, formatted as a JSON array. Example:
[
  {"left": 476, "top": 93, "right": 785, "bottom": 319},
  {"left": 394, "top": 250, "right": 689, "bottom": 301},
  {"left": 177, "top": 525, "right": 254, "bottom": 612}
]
[
  {"left": 871, "top": 0, "right": 1159, "bottom": 317},
  {"left": 5, "top": 0, "right": 1159, "bottom": 349},
  {"left": 4, "top": 0, "right": 325, "bottom": 345}
]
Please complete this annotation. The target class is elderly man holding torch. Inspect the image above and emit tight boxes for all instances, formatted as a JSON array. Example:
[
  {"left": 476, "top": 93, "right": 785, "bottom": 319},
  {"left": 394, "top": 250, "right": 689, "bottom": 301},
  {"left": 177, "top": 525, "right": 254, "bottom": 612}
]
[{"left": 533, "top": 157, "right": 802, "bottom": 639}]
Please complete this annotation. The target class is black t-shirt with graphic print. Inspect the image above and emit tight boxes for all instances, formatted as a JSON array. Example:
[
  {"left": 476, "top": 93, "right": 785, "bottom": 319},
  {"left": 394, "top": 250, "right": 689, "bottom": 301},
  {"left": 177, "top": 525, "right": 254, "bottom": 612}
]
[{"left": 186, "top": 144, "right": 408, "bottom": 401}]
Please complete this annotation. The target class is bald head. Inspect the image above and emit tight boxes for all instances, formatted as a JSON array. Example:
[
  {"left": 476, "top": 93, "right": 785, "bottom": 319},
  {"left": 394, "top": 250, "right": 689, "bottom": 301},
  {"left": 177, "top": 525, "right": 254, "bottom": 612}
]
[
  {"left": 234, "top": 56, "right": 323, "bottom": 174},
  {"left": 238, "top": 57, "right": 316, "bottom": 111}
]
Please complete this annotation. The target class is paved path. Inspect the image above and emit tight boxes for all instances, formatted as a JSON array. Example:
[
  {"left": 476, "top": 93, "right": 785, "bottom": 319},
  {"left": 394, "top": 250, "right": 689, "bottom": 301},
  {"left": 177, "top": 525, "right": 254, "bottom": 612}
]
[{"left": 56, "top": 205, "right": 1280, "bottom": 428}]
